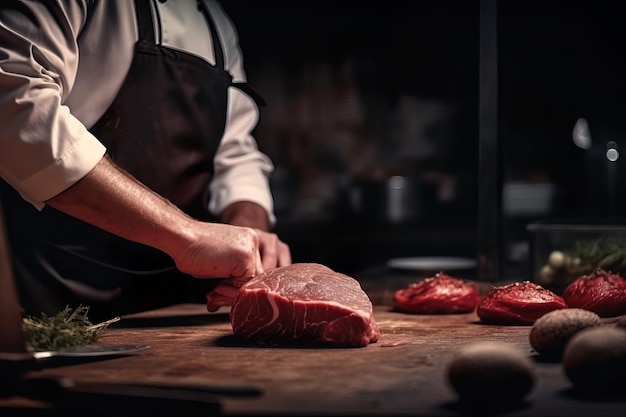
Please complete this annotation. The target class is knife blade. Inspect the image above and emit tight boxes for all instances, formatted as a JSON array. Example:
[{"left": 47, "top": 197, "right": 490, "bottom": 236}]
[{"left": 32, "top": 344, "right": 151, "bottom": 359}]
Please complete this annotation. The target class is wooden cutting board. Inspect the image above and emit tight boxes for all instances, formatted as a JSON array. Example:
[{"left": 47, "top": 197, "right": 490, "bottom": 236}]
[{"left": 18, "top": 303, "right": 625, "bottom": 416}]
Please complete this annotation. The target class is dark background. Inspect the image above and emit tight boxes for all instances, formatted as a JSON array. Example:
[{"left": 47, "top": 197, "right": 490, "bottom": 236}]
[{"left": 221, "top": 1, "right": 626, "bottom": 279}]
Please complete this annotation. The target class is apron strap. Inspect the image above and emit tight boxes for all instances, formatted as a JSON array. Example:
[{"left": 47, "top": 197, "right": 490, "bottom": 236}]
[
  {"left": 197, "top": 0, "right": 225, "bottom": 70},
  {"left": 195, "top": 0, "right": 266, "bottom": 106},
  {"left": 134, "top": 0, "right": 156, "bottom": 42},
  {"left": 133, "top": 0, "right": 227, "bottom": 71}
]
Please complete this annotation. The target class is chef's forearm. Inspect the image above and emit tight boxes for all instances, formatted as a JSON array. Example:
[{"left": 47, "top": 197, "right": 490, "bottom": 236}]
[
  {"left": 45, "top": 155, "right": 196, "bottom": 259},
  {"left": 219, "top": 201, "right": 270, "bottom": 231}
]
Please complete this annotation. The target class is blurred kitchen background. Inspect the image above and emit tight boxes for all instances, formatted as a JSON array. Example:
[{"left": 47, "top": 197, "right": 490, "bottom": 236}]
[{"left": 221, "top": 0, "right": 626, "bottom": 281}]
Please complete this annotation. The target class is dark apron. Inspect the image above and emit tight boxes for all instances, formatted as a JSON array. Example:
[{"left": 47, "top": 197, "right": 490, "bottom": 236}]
[{"left": 0, "top": 0, "right": 260, "bottom": 321}]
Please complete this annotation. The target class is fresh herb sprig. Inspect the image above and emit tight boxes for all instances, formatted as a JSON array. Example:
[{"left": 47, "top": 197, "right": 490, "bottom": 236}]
[
  {"left": 571, "top": 236, "right": 626, "bottom": 274},
  {"left": 22, "top": 305, "right": 120, "bottom": 351}
]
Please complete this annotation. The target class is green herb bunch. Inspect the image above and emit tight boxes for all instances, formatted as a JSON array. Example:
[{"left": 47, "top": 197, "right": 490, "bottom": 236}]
[
  {"left": 22, "top": 305, "right": 120, "bottom": 351},
  {"left": 570, "top": 236, "right": 626, "bottom": 275}
]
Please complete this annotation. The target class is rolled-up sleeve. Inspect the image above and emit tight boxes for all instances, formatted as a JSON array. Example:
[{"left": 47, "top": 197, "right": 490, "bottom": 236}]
[
  {"left": 207, "top": 0, "right": 276, "bottom": 225},
  {"left": 0, "top": 1, "right": 106, "bottom": 209},
  {"left": 209, "top": 88, "right": 276, "bottom": 224}
]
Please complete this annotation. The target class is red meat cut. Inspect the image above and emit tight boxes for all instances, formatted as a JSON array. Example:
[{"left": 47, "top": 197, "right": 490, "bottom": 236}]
[
  {"left": 393, "top": 272, "right": 480, "bottom": 314},
  {"left": 229, "top": 263, "right": 380, "bottom": 347},
  {"left": 562, "top": 268, "right": 626, "bottom": 317},
  {"left": 477, "top": 281, "right": 566, "bottom": 325}
]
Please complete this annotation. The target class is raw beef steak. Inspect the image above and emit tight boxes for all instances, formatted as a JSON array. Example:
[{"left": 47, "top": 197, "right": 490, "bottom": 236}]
[
  {"left": 477, "top": 281, "right": 566, "bottom": 325},
  {"left": 393, "top": 272, "right": 480, "bottom": 314},
  {"left": 562, "top": 268, "right": 626, "bottom": 317},
  {"left": 229, "top": 263, "right": 380, "bottom": 347}
]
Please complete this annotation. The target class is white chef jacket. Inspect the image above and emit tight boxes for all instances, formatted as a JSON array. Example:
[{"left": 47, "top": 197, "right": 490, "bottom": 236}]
[{"left": 0, "top": 0, "right": 275, "bottom": 223}]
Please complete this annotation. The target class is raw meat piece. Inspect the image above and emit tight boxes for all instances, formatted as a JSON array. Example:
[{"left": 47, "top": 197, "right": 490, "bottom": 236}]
[
  {"left": 393, "top": 272, "right": 480, "bottom": 314},
  {"left": 477, "top": 281, "right": 566, "bottom": 325},
  {"left": 228, "top": 263, "right": 380, "bottom": 347},
  {"left": 562, "top": 268, "right": 626, "bottom": 317}
]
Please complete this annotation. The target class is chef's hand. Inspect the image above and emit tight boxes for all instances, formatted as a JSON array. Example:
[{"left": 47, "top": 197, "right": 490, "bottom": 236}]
[
  {"left": 203, "top": 203, "right": 291, "bottom": 312},
  {"left": 174, "top": 222, "right": 264, "bottom": 286},
  {"left": 220, "top": 201, "right": 292, "bottom": 270},
  {"left": 203, "top": 228, "right": 291, "bottom": 312}
]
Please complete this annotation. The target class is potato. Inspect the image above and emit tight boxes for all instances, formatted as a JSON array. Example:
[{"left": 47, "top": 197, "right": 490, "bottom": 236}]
[
  {"left": 446, "top": 341, "right": 536, "bottom": 403},
  {"left": 562, "top": 326, "right": 626, "bottom": 393},
  {"left": 529, "top": 308, "right": 602, "bottom": 359}
]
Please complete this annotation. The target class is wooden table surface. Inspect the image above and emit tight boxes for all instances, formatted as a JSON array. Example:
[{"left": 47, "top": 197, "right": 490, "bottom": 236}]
[{"left": 3, "top": 302, "right": 625, "bottom": 417}]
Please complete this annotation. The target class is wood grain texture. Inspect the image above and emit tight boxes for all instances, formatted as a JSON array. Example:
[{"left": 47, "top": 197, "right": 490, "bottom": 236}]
[{"left": 11, "top": 303, "right": 624, "bottom": 416}]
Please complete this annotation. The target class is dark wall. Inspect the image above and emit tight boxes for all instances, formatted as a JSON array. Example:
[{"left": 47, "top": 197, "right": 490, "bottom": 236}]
[
  {"left": 222, "top": 1, "right": 480, "bottom": 273},
  {"left": 499, "top": 1, "right": 626, "bottom": 218},
  {"left": 221, "top": 1, "right": 624, "bottom": 275}
]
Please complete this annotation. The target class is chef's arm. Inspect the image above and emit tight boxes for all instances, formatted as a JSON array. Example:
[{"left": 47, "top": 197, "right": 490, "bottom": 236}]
[
  {"left": 208, "top": 10, "right": 277, "bottom": 231},
  {"left": 209, "top": 88, "right": 276, "bottom": 229},
  {"left": 208, "top": 88, "right": 290, "bottom": 269},
  {"left": 204, "top": 3, "right": 289, "bottom": 268},
  {"left": 45, "top": 155, "right": 263, "bottom": 282},
  {"left": 219, "top": 201, "right": 270, "bottom": 231}
]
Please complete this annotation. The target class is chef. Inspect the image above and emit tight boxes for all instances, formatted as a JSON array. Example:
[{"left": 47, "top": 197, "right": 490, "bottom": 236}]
[{"left": 0, "top": 0, "right": 291, "bottom": 321}]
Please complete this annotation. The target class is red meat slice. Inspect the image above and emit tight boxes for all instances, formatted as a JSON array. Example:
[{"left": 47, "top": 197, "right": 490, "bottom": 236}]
[
  {"left": 477, "top": 281, "right": 566, "bottom": 325},
  {"left": 562, "top": 268, "right": 626, "bottom": 317},
  {"left": 393, "top": 272, "right": 480, "bottom": 314},
  {"left": 229, "top": 263, "right": 380, "bottom": 347}
]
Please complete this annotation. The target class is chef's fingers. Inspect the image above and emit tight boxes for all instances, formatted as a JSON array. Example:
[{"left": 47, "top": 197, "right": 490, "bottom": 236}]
[
  {"left": 255, "top": 245, "right": 264, "bottom": 276},
  {"left": 257, "top": 229, "right": 277, "bottom": 270},
  {"left": 206, "top": 283, "right": 239, "bottom": 312},
  {"left": 256, "top": 229, "right": 292, "bottom": 271},
  {"left": 276, "top": 239, "right": 292, "bottom": 267}
]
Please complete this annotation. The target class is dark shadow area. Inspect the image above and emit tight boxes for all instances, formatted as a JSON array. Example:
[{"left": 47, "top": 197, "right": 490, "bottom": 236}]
[
  {"left": 213, "top": 334, "right": 372, "bottom": 350},
  {"left": 439, "top": 397, "right": 532, "bottom": 416},
  {"left": 531, "top": 353, "right": 563, "bottom": 364},
  {"left": 559, "top": 386, "right": 626, "bottom": 403},
  {"left": 2, "top": 377, "right": 225, "bottom": 416}
]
